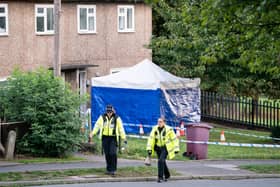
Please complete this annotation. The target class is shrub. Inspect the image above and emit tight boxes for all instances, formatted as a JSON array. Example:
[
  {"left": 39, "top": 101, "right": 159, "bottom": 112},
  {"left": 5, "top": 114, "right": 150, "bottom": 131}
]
[
  {"left": 3, "top": 68, "right": 87, "bottom": 157},
  {"left": 0, "top": 81, "right": 7, "bottom": 121}
]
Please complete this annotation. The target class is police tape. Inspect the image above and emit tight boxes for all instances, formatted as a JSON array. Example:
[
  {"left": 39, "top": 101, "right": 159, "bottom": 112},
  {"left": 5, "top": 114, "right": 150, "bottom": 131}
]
[
  {"left": 126, "top": 134, "right": 280, "bottom": 148},
  {"left": 180, "top": 139, "right": 280, "bottom": 148},
  {"left": 127, "top": 134, "right": 149, "bottom": 140},
  {"left": 124, "top": 123, "right": 152, "bottom": 129},
  {"left": 124, "top": 123, "right": 182, "bottom": 130},
  {"left": 210, "top": 129, "right": 280, "bottom": 141},
  {"left": 124, "top": 123, "right": 280, "bottom": 141}
]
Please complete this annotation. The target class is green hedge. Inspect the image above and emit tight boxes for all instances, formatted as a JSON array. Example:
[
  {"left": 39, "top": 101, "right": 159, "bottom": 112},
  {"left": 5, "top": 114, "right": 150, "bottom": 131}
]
[{"left": 1, "top": 68, "right": 87, "bottom": 157}]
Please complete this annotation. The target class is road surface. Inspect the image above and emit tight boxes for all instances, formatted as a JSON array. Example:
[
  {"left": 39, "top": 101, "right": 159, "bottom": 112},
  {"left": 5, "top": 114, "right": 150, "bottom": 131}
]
[{"left": 33, "top": 178, "right": 280, "bottom": 187}]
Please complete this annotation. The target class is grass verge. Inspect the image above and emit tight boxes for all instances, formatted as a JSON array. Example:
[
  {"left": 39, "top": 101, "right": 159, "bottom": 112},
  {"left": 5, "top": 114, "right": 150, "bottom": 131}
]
[
  {"left": 209, "top": 125, "right": 273, "bottom": 144},
  {"left": 240, "top": 164, "right": 280, "bottom": 174},
  {"left": 0, "top": 166, "right": 177, "bottom": 181},
  {"left": 4, "top": 123, "right": 279, "bottom": 167},
  {"left": 207, "top": 145, "right": 280, "bottom": 159},
  {"left": 10, "top": 156, "right": 87, "bottom": 164},
  {"left": 109, "top": 124, "right": 280, "bottom": 160}
]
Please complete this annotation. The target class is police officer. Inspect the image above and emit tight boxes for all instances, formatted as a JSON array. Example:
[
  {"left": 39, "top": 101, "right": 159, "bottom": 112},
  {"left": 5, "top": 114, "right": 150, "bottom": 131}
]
[
  {"left": 89, "top": 105, "right": 127, "bottom": 176},
  {"left": 146, "top": 117, "right": 179, "bottom": 182}
]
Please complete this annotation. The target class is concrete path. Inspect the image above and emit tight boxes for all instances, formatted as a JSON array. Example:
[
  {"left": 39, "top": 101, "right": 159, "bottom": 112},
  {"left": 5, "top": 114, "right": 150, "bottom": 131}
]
[{"left": 0, "top": 153, "right": 279, "bottom": 186}]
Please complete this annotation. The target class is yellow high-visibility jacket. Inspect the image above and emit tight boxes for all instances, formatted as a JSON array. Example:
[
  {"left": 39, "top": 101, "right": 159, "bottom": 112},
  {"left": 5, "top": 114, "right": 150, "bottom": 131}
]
[
  {"left": 90, "top": 114, "right": 126, "bottom": 143},
  {"left": 146, "top": 124, "right": 179, "bottom": 159}
]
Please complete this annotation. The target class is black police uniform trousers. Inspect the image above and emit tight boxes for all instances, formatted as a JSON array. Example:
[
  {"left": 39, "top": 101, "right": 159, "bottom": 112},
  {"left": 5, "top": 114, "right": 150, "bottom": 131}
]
[
  {"left": 102, "top": 135, "right": 117, "bottom": 172},
  {"left": 155, "top": 146, "right": 170, "bottom": 180}
]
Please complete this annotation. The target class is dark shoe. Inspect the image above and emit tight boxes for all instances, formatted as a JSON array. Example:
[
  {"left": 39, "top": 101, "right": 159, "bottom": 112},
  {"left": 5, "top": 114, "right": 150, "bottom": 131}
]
[
  {"left": 164, "top": 176, "right": 170, "bottom": 181},
  {"left": 157, "top": 178, "right": 163, "bottom": 183},
  {"left": 105, "top": 171, "right": 116, "bottom": 176}
]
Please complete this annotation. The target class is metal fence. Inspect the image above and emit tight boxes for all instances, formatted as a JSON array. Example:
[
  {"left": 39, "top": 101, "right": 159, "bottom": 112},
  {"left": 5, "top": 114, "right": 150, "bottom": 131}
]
[{"left": 201, "top": 91, "right": 280, "bottom": 129}]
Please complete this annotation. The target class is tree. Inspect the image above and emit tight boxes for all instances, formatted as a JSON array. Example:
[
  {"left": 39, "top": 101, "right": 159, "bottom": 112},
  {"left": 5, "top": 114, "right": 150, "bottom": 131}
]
[
  {"left": 2, "top": 68, "right": 87, "bottom": 157},
  {"left": 148, "top": 0, "right": 280, "bottom": 99}
]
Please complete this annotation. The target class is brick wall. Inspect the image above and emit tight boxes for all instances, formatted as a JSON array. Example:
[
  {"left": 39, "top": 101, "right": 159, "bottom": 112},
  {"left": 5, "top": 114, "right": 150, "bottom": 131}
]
[{"left": 0, "top": 1, "right": 152, "bottom": 80}]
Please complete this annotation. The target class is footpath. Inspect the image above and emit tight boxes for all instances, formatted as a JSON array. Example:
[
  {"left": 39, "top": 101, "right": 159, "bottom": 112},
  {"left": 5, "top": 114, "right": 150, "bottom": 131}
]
[{"left": 0, "top": 153, "right": 280, "bottom": 186}]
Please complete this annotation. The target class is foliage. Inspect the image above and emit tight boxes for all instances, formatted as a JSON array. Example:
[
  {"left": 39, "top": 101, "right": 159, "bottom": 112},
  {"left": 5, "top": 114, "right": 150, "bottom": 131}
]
[
  {"left": 147, "top": 0, "right": 280, "bottom": 99},
  {"left": 1, "top": 68, "right": 87, "bottom": 157},
  {"left": 0, "top": 81, "right": 7, "bottom": 120}
]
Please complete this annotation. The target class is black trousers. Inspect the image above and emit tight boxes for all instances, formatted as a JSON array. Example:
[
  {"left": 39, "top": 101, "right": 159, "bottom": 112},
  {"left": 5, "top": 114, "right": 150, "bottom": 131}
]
[
  {"left": 155, "top": 146, "right": 170, "bottom": 179},
  {"left": 102, "top": 135, "right": 117, "bottom": 172}
]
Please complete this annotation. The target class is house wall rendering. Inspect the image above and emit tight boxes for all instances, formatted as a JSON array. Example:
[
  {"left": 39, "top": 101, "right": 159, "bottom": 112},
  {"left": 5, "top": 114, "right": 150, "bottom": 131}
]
[{"left": 0, "top": 0, "right": 152, "bottom": 82}]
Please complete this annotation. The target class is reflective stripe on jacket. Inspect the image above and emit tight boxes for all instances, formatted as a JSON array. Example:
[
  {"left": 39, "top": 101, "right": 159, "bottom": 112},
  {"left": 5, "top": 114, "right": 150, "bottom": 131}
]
[
  {"left": 146, "top": 124, "right": 179, "bottom": 159},
  {"left": 90, "top": 114, "right": 126, "bottom": 143}
]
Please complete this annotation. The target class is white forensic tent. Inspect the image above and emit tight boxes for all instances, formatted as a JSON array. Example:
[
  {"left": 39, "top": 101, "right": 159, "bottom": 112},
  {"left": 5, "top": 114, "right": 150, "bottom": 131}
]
[{"left": 91, "top": 59, "right": 200, "bottom": 134}]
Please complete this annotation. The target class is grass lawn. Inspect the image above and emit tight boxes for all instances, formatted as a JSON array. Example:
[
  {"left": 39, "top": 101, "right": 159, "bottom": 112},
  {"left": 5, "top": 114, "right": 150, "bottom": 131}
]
[
  {"left": 1, "top": 124, "right": 279, "bottom": 182},
  {"left": 207, "top": 145, "right": 280, "bottom": 159},
  {"left": 206, "top": 125, "right": 280, "bottom": 159},
  {"left": 12, "top": 156, "right": 87, "bottom": 164},
  {"left": 240, "top": 164, "right": 280, "bottom": 174},
  {"left": 7, "top": 124, "right": 279, "bottom": 163},
  {"left": 102, "top": 124, "right": 280, "bottom": 160},
  {"left": 209, "top": 124, "right": 274, "bottom": 144},
  {"left": 0, "top": 166, "right": 178, "bottom": 181}
]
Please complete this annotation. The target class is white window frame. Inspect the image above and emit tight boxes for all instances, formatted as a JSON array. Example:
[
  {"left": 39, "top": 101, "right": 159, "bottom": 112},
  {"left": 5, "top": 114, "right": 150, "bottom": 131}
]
[
  {"left": 35, "top": 4, "right": 54, "bottom": 35},
  {"left": 0, "top": 76, "right": 8, "bottom": 82},
  {"left": 0, "top": 4, "right": 8, "bottom": 36},
  {"left": 77, "top": 5, "right": 96, "bottom": 34},
  {"left": 118, "top": 5, "right": 135, "bottom": 33}
]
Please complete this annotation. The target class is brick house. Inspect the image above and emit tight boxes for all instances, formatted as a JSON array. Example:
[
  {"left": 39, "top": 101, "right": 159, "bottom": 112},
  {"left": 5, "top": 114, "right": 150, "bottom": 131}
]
[{"left": 0, "top": 0, "right": 152, "bottom": 97}]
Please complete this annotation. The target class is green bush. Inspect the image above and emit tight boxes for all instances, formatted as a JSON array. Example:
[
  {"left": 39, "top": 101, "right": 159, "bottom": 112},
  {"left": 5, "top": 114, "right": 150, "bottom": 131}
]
[
  {"left": 2, "top": 68, "right": 87, "bottom": 157},
  {"left": 0, "top": 81, "right": 7, "bottom": 120}
]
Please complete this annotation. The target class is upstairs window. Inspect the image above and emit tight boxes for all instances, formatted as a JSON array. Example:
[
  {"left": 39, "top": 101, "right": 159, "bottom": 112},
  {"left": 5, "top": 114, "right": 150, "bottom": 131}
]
[
  {"left": 35, "top": 4, "right": 54, "bottom": 35},
  {"left": 118, "top": 5, "right": 134, "bottom": 32},
  {"left": 77, "top": 5, "right": 96, "bottom": 34},
  {"left": 0, "top": 4, "right": 8, "bottom": 35}
]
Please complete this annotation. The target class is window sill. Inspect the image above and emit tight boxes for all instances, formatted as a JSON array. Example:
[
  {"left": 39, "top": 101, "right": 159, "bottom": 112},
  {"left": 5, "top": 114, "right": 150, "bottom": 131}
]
[
  {"left": 118, "top": 30, "right": 135, "bottom": 33},
  {"left": 36, "top": 32, "right": 54, "bottom": 36},
  {"left": 0, "top": 33, "right": 9, "bottom": 36},
  {"left": 78, "top": 32, "right": 97, "bottom": 35}
]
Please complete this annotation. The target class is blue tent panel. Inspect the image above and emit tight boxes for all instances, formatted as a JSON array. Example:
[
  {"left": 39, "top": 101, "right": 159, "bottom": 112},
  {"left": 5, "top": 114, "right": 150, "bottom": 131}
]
[
  {"left": 91, "top": 86, "right": 161, "bottom": 134},
  {"left": 160, "top": 87, "right": 201, "bottom": 127}
]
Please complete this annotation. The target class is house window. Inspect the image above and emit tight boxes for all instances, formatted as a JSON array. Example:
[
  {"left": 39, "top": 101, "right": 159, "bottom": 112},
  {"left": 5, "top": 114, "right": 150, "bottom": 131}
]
[
  {"left": 35, "top": 4, "right": 54, "bottom": 35},
  {"left": 118, "top": 5, "right": 134, "bottom": 32},
  {"left": 0, "top": 4, "right": 8, "bottom": 36},
  {"left": 77, "top": 5, "right": 96, "bottom": 34}
]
